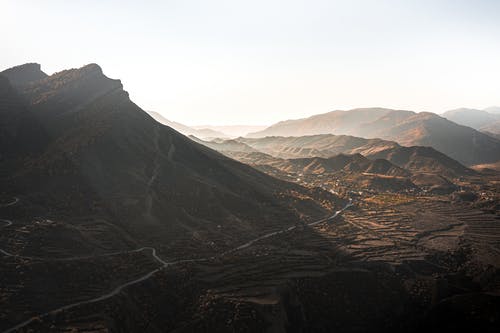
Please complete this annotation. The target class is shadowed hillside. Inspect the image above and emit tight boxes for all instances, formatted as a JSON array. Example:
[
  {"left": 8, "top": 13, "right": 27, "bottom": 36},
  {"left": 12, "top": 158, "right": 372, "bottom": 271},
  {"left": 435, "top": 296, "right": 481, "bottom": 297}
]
[{"left": 0, "top": 63, "right": 340, "bottom": 257}]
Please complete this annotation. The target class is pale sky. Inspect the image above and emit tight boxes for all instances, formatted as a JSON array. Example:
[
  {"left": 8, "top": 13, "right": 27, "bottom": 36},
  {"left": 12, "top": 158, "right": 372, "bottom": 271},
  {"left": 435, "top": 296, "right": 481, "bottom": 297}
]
[{"left": 2, "top": 0, "right": 500, "bottom": 125}]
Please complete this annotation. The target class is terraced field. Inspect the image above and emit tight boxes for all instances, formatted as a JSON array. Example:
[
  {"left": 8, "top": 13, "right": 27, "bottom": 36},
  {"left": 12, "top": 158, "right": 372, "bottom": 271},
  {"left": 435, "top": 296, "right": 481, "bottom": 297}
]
[
  {"left": 2, "top": 195, "right": 499, "bottom": 332},
  {"left": 333, "top": 198, "right": 500, "bottom": 270}
]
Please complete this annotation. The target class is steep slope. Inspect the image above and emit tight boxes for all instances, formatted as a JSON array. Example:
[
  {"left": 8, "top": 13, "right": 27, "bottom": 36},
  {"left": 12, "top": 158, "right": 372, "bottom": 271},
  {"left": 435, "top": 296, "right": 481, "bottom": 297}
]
[
  {"left": 247, "top": 108, "right": 500, "bottom": 165},
  {"left": 147, "top": 111, "right": 227, "bottom": 139},
  {"left": 1, "top": 63, "right": 340, "bottom": 256}
]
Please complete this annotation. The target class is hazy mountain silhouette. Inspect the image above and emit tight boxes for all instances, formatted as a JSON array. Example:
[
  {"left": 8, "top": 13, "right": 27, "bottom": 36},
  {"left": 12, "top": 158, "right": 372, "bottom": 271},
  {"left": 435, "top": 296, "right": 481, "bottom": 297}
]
[
  {"left": 485, "top": 106, "right": 500, "bottom": 114},
  {"left": 193, "top": 124, "right": 267, "bottom": 138},
  {"left": 232, "top": 135, "right": 472, "bottom": 178},
  {"left": 195, "top": 136, "right": 469, "bottom": 193},
  {"left": 190, "top": 135, "right": 259, "bottom": 154},
  {"left": 247, "top": 108, "right": 500, "bottom": 165},
  {"left": 147, "top": 111, "right": 228, "bottom": 139},
  {"left": 238, "top": 134, "right": 399, "bottom": 159},
  {"left": 442, "top": 108, "right": 500, "bottom": 135}
]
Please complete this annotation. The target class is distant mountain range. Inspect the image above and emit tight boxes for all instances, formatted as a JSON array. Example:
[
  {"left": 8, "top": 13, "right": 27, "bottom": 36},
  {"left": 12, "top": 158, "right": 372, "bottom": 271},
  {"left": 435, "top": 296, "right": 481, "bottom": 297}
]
[
  {"left": 147, "top": 111, "right": 228, "bottom": 139},
  {"left": 194, "top": 134, "right": 472, "bottom": 194},
  {"left": 193, "top": 124, "right": 267, "bottom": 138},
  {"left": 147, "top": 112, "right": 266, "bottom": 138},
  {"left": 204, "top": 135, "right": 473, "bottom": 179},
  {"left": 238, "top": 134, "right": 399, "bottom": 159},
  {"left": 442, "top": 108, "right": 500, "bottom": 135},
  {"left": 247, "top": 108, "right": 500, "bottom": 166},
  {"left": 484, "top": 106, "right": 500, "bottom": 114}
]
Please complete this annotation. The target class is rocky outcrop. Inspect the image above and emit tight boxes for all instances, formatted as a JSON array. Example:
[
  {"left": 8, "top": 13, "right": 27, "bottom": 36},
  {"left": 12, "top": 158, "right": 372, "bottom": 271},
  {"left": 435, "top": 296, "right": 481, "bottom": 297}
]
[{"left": 1, "top": 63, "right": 47, "bottom": 87}]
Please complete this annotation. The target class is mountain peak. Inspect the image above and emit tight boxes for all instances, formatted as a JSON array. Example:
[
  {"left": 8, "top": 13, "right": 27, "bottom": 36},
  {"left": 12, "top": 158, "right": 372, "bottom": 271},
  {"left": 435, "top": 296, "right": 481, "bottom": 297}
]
[
  {"left": 79, "top": 63, "right": 103, "bottom": 74},
  {"left": 1, "top": 62, "right": 48, "bottom": 86},
  {"left": 54, "top": 63, "right": 112, "bottom": 83},
  {"left": 16, "top": 64, "right": 126, "bottom": 120}
]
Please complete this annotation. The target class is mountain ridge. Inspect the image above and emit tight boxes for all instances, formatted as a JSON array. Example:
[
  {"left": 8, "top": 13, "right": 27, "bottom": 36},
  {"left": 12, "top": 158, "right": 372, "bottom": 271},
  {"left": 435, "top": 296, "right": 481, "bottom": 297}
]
[
  {"left": 442, "top": 108, "right": 500, "bottom": 135},
  {"left": 247, "top": 107, "right": 500, "bottom": 165}
]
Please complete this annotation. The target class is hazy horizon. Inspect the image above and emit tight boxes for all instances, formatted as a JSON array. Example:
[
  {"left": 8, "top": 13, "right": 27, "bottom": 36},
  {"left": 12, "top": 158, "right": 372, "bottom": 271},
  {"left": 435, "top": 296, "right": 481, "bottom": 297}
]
[{"left": 2, "top": 0, "right": 500, "bottom": 126}]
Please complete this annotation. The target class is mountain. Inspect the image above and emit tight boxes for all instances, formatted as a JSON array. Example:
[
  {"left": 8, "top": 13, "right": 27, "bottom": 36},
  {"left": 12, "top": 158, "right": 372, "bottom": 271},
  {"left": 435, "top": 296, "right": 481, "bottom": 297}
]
[
  {"left": 247, "top": 108, "right": 500, "bottom": 166},
  {"left": 442, "top": 108, "right": 500, "bottom": 135},
  {"left": 222, "top": 153, "right": 423, "bottom": 193},
  {"left": 485, "top": 106, "right": 500, "bottom": 114},
  {"left": 189, "top": 136, "right": 259, "bottom": 154},
  {"left": 442, "top": 108, "right": 500, "bottom": 129},
  {"left": 195, "top": 135, "right": 471, "bottom": 193},
  {"left": 0, "top": 63, "right": 47, "bottom": 87},
  {"left": 481, "top": 131, "right": 500, "bottom": 141},
  {"left": 192, "top": 125, "right": 267, "bottom": 138},
  {"left": 238, "top": 134, "right": 399, "bottom": 159},
  {"left": 0, "top": 63, "right": 340, "bottom": 256},
  {"left": 480, "top": 122, "right": 500, "bottom": 136},
  {"left": 271, "top": 154, "right": 410, "bottom": 177},
  {"left": 366, "top": 145, "right": 473, "bottom": 178},
  {"left": 147, "top": 111, "right": 228, "bottom": 139},
  {"left": 232, "top": 135, "right": 473, "bottom": 178},
  {"left": 410, "top": 173, "right": 458, "bottom": 194},
  {"left": 247, "top": 108, "right": 393, "bottom": 138},
  {"left": 255, "top": 153, "right": 417, "bottom": 193},
  {"left": 191, "top": 139, "right": 419, "bottom": 192}
]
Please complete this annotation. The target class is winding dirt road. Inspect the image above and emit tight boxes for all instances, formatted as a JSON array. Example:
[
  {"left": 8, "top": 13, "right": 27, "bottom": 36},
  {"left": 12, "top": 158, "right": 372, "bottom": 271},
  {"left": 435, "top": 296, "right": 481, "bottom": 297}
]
[{"left": 1, "top": 197, "right": 353, "bottom": 333}]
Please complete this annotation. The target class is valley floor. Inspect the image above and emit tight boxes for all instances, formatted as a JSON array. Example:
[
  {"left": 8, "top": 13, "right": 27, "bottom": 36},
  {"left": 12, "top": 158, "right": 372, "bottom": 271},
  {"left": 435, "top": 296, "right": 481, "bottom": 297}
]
[{"left": 1, "top": 193, "right": 499, "bottom": 332}]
